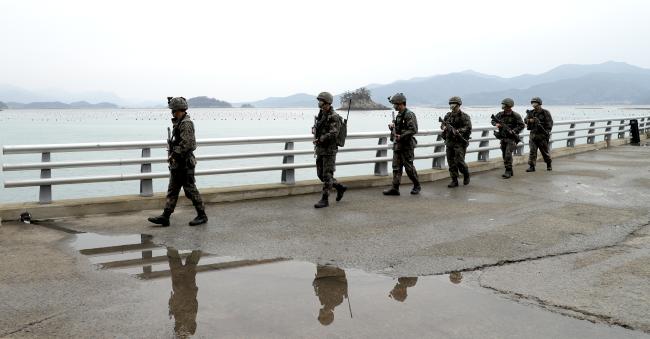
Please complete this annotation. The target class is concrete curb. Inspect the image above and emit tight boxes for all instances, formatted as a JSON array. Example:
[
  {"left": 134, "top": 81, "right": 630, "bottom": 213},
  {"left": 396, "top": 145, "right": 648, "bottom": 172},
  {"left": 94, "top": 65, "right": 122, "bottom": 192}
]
[{"left": 0, "top": 136, "right": 643, "bottom": 221}]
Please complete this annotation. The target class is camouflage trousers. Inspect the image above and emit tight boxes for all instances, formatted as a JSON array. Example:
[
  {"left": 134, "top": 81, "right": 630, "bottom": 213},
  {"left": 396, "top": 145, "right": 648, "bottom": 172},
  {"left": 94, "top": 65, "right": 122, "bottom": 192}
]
[
  {"left": 446, "top": 143, "right": 468, "bottom": 179},
  {"left": 528, "top": 134, "right": 552, "bottom": 166},
  {"left": 316, "top": 154, "right": 337, "bottom": 195},
  {"left": 164, "top": 169, "right": 205, "bottom": 213},
  {"left": 392, "top": 148, "right": 419, "bottom": 188},
  {"left": 500, "top": 139, "right": 517, "bottom": 170}
]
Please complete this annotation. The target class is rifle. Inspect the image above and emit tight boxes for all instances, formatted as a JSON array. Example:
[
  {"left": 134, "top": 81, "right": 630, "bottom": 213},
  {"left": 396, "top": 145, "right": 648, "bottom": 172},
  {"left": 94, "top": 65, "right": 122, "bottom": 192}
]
[
  {"left": 438, "top": 117, "right": 468, "bottom": 146},
  {"left": 166, "top": 127, "right": 175, "bottom": 168},
  {"left": 345, "top": 99, "right": 351, "bottom": 123},
  {"left": 491, "top": 114, "right": 521, "bottom": 144},
  {"left": 525, "top": 110, "right": 549, "bottom": 135},
  {"left": 312, "top": 114, "right": 318, "bottom": 157},
  {"left": 390, "top": 111, "right": 396, "bottom": 142}
]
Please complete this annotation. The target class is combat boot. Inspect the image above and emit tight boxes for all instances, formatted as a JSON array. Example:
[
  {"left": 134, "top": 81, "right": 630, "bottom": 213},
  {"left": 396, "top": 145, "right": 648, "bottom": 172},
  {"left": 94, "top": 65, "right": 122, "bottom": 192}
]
[
  {"left": 383, "top": 187, "right": 400, "bottom": 196},
  {"left": 410, "top": 185, "right": 421, "bottom": 195},
  {"left": 502, "top": 169, "right": 512, "bottom": 179},
  {"left": 447, "top": 179, "right": 459, "bottom": 188},
  {"left": 462, "top": 170, "right": 470, "bottom": 185},
  {"left": 148, "top": 209, "right": 172, "bottom": 227},
  {"left": 189, "top": 209, "right": 208, "bottom": 226},
  {"left": 546, "top": 163, "right": 552, "bottom": 171},
  {"left": 333, "top": 183, "right": 347, "bottom": 202},
  {"left": 314, "top": 193, "right": 329, "bottom": 208},
  {"left": 526, "top": 165, "right": 536, "bottom": 172}
]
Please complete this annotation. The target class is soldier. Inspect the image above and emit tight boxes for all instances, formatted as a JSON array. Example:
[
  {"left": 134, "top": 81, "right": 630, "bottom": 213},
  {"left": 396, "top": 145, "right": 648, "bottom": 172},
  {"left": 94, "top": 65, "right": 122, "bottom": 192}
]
[
  {"left": 312, "top": 92, "right": 347, "bottom": 208},
  {"left": 389, "top": 277, "right": 418, "bottom": 302},
  {"left": 167, "top": 248, "right": 201, "bottom": 338},
  {"left": 148, "top": 97, "right": 208, "bottom": 227},
  {"left": 383, "top": 93, "right": 421, "bottom": 196},
  {"left": 440, "top": 96, "right": 472, "bottom": 187},
  {"left": 312, "top": 265, "right": 348, "bottom": 326},
  {"left": 491, "top": 98, "right": 525, "bottom": 179},
  {"left": 525, "top": 97, "right": 554, "bottom": 172}
]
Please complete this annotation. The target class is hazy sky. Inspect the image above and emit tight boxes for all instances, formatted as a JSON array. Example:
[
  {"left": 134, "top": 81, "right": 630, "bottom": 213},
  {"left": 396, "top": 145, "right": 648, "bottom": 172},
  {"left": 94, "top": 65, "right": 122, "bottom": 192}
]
[{"left": 2, "top": 0, "right": 649, "bottom": 102}]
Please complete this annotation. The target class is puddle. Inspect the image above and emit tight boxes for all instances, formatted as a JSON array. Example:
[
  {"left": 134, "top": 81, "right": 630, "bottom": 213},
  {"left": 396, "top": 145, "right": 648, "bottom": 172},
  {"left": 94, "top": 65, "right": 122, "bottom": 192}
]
[{"left": 68, "top": 233, "right": 638, "bottom": 339}]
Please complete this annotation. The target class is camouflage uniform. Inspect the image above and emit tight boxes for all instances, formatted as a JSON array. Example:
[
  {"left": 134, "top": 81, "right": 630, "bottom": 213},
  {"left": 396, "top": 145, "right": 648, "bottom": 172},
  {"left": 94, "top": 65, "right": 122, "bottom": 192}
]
[
  {"left": 167, "top": 248, "right": 201, "bottom": 337},
  {"left": 526, "top": 108, "right": 554, "bottom": 167},
  {"left": 164, "top": 114, "right": 205, "bottom": 214},
  {"left": 391, "top": 108, "right": 420, "bottom": 190},
  {"left": 442, "top": 110, "right": 472, "bottom": 180},
  {"left": 313, "top": 107, "right": 340, "bottom": 197},
  {"left": 313, "top": 265, "right": 348, "bottom": 326},
  {"left": 491, "top": 111, "right": 525, "bottom": 171}
]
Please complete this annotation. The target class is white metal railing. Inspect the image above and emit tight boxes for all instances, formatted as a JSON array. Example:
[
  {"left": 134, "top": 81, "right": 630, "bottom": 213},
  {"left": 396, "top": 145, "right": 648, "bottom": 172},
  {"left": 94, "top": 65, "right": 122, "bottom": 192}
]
[{"left": 2, "top": 116, "right": 648, "bottom": 204}]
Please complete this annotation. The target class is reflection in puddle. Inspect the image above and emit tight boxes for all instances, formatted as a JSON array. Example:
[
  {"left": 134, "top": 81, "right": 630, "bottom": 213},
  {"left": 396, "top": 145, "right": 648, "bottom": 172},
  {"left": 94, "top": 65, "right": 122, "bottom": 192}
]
[
  {"left": 167, "top": 248, "right": 201, "bottom": 338},
  {"left": 71, "top": 233, "right": 614, "bottom": 338},
  {"left": 72, "top": 233, "right": 470, "bottom": 336},
  {"left": 389, "top": 277, "right": 418, "bottom": 302},
  {"left": 313, "top": 265, "right": 349, "bottom": 325}
]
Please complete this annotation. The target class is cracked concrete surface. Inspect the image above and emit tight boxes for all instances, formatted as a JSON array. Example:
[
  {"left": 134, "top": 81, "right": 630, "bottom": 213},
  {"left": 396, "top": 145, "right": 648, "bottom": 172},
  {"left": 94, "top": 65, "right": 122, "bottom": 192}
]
[{"left": 1, "top": 145, "right": 649, "bottom": 338}]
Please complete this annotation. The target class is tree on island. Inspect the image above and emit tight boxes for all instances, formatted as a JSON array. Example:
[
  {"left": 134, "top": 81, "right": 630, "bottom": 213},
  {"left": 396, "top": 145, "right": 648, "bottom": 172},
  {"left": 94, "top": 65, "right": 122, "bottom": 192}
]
[{"left": 339, "top": 87, "right": 389, "bottom": 110}]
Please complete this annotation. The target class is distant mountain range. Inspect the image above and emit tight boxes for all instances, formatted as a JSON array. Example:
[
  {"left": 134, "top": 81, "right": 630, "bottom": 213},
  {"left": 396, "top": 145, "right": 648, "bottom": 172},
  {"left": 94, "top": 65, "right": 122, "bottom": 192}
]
[
  {"left": 2, "top": 61, "right": 650, "bottom": 108},
  {"left": 246, "top": 61, "right": 650, "bottom": 107}
]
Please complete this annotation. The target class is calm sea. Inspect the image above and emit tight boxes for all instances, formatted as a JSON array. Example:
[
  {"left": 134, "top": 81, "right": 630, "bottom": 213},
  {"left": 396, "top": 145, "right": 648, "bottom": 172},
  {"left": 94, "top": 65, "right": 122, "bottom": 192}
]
[{"left": 1, "top": 106, "right": 648, "bottom": 203}]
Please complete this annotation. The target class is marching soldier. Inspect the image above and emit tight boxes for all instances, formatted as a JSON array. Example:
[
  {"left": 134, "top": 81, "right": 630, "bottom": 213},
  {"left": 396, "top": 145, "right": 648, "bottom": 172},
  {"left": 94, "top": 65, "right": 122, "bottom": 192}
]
[
  {"left": 525, "top": 97, "right": 554, "bottom": 172},
  {"left": 312, "top": 92, "right": 347, "bottom": 208},
  {"left": 148, "top": 97, "right": 208, "bottom": 227},
  {"left": 491, "top": 98, "right": 525, "bottom": 178},
  {"left": 440, "top": 96, "right": 472, "bottom": 187},
  {"left": 383, "top": 93, "right": 421, "bottom": 196}
]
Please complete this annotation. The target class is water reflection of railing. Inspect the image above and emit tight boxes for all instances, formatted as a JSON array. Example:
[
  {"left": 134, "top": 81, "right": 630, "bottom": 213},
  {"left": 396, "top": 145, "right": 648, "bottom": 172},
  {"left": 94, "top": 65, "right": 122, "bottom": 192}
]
[
  {"left": 3, "top": 116, "right": 648, "bottom": 203},
  {"left": 77, "top": 235, "right": 289, "bottom": 279}
]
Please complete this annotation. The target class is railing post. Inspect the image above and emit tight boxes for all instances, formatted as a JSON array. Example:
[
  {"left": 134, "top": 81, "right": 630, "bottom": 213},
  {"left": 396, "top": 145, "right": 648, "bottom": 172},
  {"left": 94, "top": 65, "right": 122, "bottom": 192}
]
[
  {"left": 281, "top": 142, "right": 295, "bottom": 184},
  {"left": 432, "top": 134, "right": 446, "bottom": 168},
  {"left": 477, "top": 131, "right": 489, "bottom": 161},
  {"left": 618, "top": 119, "right": 625, "bottom": 139},
  {"left": 604, "top": 120, "right": 612, "bottom": 142},
  {"left": 587, "top": 122, "right": 596, "bottom": 144},
  {"left": 39, "top": 152, "right": 52, "bottom": 204},
  {"left": 374, "top": 137, "right": 389, "bottom": 176},
  {"left": 140, "top": 148, "right": 153, "bottom": 197},
  {"left": 567, "top": 123, "right": 576, "bottom": 147}
]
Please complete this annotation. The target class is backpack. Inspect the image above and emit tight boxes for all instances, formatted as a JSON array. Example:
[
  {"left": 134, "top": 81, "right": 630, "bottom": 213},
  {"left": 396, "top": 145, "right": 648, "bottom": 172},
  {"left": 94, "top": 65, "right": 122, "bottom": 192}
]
[{"left": 336, "top": 114, "right": 347, "bottom": 147}]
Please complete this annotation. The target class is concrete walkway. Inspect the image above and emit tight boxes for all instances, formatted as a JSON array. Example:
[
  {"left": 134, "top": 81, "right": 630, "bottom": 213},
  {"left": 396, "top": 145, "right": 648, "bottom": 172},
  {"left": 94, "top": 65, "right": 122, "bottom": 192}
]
[{"left": 1, "top": 145, "right": 649, "bottom": 338}]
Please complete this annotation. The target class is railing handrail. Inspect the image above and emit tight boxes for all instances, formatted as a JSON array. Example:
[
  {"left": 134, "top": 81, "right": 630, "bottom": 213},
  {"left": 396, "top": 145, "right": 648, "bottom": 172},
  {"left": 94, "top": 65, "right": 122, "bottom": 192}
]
[
  {"left": 3, "top": 116, "right": 647, "bottom": 154},
  {"left": 1, "top": 115, "right": 648, "bottom": 203}
]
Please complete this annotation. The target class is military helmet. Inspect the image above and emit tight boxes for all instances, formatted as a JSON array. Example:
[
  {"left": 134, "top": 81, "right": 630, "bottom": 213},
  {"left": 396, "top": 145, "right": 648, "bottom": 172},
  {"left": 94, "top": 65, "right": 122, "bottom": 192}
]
[
  {"left": 167, "top": 96, "right": 188, "bottom": 111},
  {"left": 530, "top": 96, "right": 543, "bottom": 105},
  {"left": 317, "top": 92, "right": 334, "bottom": 105},
  {"left": 501, "top": 98, "right": 514, "bottom": 107},
  {"left": 448, "top": 96, "right": 463, "bottom": 105},
  {"left": 388, "top": 92, "right": 407, "bottom": 104}
]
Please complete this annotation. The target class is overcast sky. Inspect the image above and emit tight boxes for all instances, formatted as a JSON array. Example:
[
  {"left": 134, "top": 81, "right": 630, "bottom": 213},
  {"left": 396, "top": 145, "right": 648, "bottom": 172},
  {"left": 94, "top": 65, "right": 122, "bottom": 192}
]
[{"left": 2, "top": 0, "right": 649, "bottom": 102}]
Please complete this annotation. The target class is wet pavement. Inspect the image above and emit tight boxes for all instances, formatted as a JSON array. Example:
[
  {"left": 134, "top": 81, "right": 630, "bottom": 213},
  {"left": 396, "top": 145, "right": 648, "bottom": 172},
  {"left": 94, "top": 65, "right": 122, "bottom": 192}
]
[{"left": 1, "top": 145, "right": 650, "bottom": 338}]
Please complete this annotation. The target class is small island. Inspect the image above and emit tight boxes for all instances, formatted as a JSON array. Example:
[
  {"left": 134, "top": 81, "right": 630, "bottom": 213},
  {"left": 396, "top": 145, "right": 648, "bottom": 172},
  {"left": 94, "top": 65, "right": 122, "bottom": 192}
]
[
  {"left": 338, "top": 87, "right": 390, "bottom": 110},
  {"left": 188, "top": 96, "right": 232, "bottom": 108},
  {"left": 240, "top": 103, "right": 255, "bottom": 108}
]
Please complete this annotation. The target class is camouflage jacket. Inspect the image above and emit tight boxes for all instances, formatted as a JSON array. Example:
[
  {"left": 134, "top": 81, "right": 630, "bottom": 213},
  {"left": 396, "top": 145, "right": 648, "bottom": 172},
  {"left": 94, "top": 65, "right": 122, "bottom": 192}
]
[
  {"left": 392, "top": 108, "right": 418, "bottom": 151},
  {"left": 525, "top": 108, "right": 553, "bottom": 137},
  {"left": 491, "top": 111, "right": 525, "bottom": 140},
  {"left": 170, "top": 114, "right": 197, "bottom": 169},
  {"left": 441, "top": 110, "right": 472, "bottom": 146},
  {"left": 314, "top": 108, "right": 339, "bottom": 156}
]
